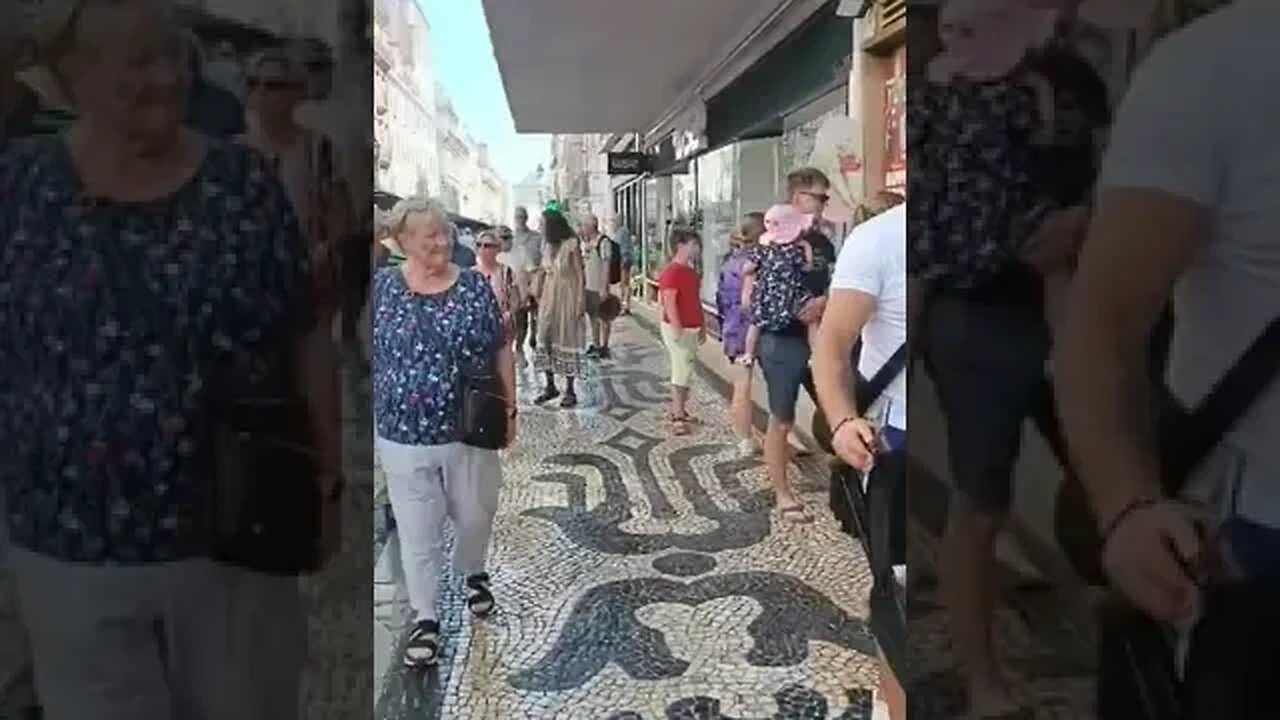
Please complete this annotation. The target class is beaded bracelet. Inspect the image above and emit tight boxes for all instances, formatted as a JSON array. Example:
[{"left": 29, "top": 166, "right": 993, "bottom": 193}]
[{"left": 1099, "top": 497, "right": 1161, "bottom": 553}]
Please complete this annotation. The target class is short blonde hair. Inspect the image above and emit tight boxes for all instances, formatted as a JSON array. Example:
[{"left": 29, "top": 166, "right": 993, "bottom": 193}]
[{"left": 386, "top": 196, "right": 451, "bottom": 239}]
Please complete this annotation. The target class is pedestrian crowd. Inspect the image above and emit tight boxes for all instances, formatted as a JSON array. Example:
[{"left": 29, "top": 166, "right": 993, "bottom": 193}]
[{"left": 368, "top": 156, "right": 909, "bottom": 678}]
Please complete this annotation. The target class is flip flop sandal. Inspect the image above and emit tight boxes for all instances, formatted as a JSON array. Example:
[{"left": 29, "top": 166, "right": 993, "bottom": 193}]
[
  {"left": 779, "top": 504, "right": 814, "bottom": 525},
  {"left": 670, "top": 419, "right": 690, "bottom": 436}
]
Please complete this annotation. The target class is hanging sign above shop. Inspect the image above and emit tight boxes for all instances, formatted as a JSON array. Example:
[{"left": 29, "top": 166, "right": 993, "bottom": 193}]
[
  {"left": 607, "top": 152, "right": 653, "bottom": 175},
  {"left": 673, "top": 130, "right": 707, "bottom": 162}
]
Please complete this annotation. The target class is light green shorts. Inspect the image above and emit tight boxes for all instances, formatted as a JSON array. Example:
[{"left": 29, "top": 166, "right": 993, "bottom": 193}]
[{"left": 661, "top": 323, "right": 698, "bottom": 388}]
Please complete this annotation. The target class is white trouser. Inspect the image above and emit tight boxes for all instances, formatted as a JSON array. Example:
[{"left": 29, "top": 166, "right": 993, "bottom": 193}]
[
  {"left": 7, "top": 548, "right": 304, "bottom": 720},
  {"left": 376, "top": 439, "right": 502, "bottom": 623}
]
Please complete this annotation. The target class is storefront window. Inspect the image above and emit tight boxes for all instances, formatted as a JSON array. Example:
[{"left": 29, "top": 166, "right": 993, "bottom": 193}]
[
  {"left": 642, "top": 177, "right": 666, "bottom": 281},
  {"left": 696, "top": 144, "right": 738, "bottom": 306}
]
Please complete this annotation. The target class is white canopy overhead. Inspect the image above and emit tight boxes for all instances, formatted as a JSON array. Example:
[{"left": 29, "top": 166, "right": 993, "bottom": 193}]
[{"left": 482, "top": 0, "right": 789, "bottom": 134}]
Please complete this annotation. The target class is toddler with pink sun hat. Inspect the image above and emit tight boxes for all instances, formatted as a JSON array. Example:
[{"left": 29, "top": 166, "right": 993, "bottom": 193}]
[
  {"left": 909, "top": 0, "right": 1065, "bottom": 292},
  {"left": 738, "top": 203, "right": 824, "bottom": 364}
]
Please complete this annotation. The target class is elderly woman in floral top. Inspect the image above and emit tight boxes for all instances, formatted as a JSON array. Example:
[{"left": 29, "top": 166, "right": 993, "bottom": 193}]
[
  {"left": 0, "top": 1, "right": 334, "bottom": 717},
  {"left": 371, "top": 197, "right": 516, "bottom": 669}
]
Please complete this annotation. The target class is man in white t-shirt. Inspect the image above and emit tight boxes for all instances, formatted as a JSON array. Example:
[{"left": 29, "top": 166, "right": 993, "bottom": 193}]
[
  {"left": 1056, "top": 0, "right": 1280, "bottom": 654},
  {"left": 816, "top": 203, "right": 907, "bottom": 462},
  {"left": 579, "top": 214, "right": 616, "bottom": 359},
  {"left": 814, "top": 201, "right": 906, "bottom": 720}
]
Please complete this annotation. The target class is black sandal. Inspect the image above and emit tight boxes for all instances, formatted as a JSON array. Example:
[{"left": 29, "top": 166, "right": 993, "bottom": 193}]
[
  {"left": 534, "top": 386, "right": 560, "bottom": 404},
  {"left": 403, "top": 619, "right": 440, "bottom": 668},
  {"left": 466, "top": 573, "right": 495, "bottom": 618},
  {"left": 559, "top": 392, "right": 578, "bottom": 409}
]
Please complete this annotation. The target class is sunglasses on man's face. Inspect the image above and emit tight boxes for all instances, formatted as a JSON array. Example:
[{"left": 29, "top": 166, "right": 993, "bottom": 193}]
[
  {"left": 477, "top": 242, "right": 501, "bottom": 250},
  {"left": 247, "top": 78, "right": 299, "bottom": 92}
]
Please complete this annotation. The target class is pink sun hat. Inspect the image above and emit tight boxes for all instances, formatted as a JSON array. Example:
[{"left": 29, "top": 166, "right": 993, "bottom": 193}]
[
  {"left": 759, "top": 204, "right": 813, "bottom": 247},
  {"left": 927, "top": 0, "right": 1059, "bottom": 83}
]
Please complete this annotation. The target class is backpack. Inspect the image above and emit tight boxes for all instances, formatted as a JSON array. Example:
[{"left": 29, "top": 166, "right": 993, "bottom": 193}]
[{"left": 599, "top": 235, "right": 623, "bottom": 285}]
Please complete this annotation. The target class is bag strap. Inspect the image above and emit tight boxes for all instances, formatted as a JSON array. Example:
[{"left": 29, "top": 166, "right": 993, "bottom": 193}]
[
  {"left": 1163, "top": 316, "right": 1280, "bottom": 487},
  {"left": 856, "top": 343, "right": 908, "bottom": 417}
]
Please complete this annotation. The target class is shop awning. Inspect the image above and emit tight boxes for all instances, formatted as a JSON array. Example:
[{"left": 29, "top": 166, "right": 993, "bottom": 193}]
[{"left": 481, "top": 0, "right": 788, "bottom": 134}]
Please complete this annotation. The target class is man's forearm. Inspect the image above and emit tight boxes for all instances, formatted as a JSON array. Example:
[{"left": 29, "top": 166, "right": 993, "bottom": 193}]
[
  {"left": 813, "top": 319, "right": 860, "bottom": 425},
  {"left": 1055, "top": 309, "right": 1164, "bottom": 526},
  {"left": 496, "top": 344, "right": 516, "bottom": 408},
  {"left": 662, "top": 298, "right": 683, "bottom": 333}
]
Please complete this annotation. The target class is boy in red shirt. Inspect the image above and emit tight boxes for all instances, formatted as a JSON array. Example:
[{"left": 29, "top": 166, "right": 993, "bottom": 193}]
[{"left": 657, "top": 228, "right": 705, "bottom": 436}]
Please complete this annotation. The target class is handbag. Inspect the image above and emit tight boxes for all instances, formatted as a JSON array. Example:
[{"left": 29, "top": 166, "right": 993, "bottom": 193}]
[
  {"left": 458, "top": 355, "right": 509, "bottom": 451},
  {"left": 1055, "top": 314, "right": 1280, "bottom": 719},
  {"left": 204, "top": 346, "right": 337, "bottom": 575},
  {"left": 826, "top": 343, "right": 909, "bottom": 674}
]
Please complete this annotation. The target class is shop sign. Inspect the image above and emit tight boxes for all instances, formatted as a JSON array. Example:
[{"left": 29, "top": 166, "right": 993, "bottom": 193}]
[
  {"left": 674, "top": 130, "right": 707, "bottom": 162},
  {"left": 608, "top": 152, "right": 652, "bottom": 175}
]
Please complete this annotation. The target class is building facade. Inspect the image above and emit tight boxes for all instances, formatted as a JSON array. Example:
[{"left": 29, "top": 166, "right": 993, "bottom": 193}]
[
  {"left": 550, "top": 133, "right": 614, "bottom": 227},
  {"left": 373, "top": 0, "right": 438, "bottom": 199}
]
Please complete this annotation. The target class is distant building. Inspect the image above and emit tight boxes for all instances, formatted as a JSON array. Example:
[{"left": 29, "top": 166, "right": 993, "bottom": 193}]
[
  {"left": 512, "top": 165, "right": 551, "bottom": 220},
  {"left": 549, "top": 133, "right": 612, "bottom": 227},
  {"left": 374, "top": 0, "right": 439, "bottom": 198}
]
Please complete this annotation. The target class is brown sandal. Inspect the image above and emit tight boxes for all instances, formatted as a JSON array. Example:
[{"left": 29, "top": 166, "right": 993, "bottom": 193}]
[{"left": 779, "top": 504, "right": 814, "bottom": 525}]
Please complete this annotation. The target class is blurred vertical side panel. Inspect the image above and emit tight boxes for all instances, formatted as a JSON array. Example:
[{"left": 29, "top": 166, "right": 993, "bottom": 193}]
[{"left": 0, "top": 0, "right": 374, "bottom": 718}]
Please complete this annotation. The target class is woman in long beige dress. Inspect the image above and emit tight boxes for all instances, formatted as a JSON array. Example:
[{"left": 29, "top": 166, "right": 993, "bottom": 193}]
[{"left": 533, "top": 209, "right": 586, "bottom": 407}]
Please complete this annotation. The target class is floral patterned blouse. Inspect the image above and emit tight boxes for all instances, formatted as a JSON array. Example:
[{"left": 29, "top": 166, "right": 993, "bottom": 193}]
[
  {"left": 749, "top": 241, "right": 815, "bottom": 333},
  {"left": 0, "top": 137, "right": 310, "bottom": 563},
  {"left": 907, "top": 77, "right": 1049, "bottom": 291},
  {"left": 371, "top": 266, "right": 504, "bottom": 447}
]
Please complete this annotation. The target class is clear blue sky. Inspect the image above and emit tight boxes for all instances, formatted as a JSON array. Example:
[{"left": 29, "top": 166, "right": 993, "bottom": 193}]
[{"left": 416, "top": 0, "right": 550, "bottom": 186}]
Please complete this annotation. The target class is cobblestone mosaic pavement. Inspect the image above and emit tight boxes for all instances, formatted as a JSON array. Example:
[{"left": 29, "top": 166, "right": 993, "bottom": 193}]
[{"left": 373, "top": 319, "right": 880, "bottom": 719}]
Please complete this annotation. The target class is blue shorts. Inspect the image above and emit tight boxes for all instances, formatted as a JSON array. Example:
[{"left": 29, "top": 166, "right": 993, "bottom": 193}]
[
  {"left": 924, "top": 296, "right": 1049, "bottom": 515},
  {"left": 757, "top": 330, "right": 811, "bottom": 426}
]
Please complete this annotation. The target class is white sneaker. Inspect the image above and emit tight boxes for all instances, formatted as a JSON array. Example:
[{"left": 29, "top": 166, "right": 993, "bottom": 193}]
[{"left": 737, "top": 437, "right": 758, "bottom": 456}]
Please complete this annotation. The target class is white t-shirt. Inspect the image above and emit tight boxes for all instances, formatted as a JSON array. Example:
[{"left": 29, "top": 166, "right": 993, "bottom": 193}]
[
  {"left": 831, "top": 204, "right": 907, "bottom": 430},
  {"left": 1097, "top": 1, "right": 1280, "bottom": 521}
]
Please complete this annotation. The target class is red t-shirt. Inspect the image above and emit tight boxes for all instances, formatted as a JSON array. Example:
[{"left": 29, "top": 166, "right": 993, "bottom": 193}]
[{"left": 658, "top": 262, "right": 703, "bottom": 329}]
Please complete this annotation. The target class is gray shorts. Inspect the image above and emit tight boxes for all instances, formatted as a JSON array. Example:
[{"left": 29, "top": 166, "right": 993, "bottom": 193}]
[
  {"left": 584, "top": 290, "right": 603, "bottom": 318},
  {"left": 923, "top": 295, "right": 1050, "bottom": 515}
]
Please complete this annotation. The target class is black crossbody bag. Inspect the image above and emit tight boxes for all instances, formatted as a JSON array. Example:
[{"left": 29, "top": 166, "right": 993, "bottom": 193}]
[
  {"left": 456, "top": 350, "right": 509, "bottom": 451},
  {"left": 827, "top": 344, "right": 908, "bottom": 673},
  {"left": 1056, "top": 316, "right": 1280, "bottom": 719}
]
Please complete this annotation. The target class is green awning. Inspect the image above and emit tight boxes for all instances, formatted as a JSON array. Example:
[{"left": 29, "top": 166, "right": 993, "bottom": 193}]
[{"left": 704, "top": 1, "right": 851, "bottom": 149}]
